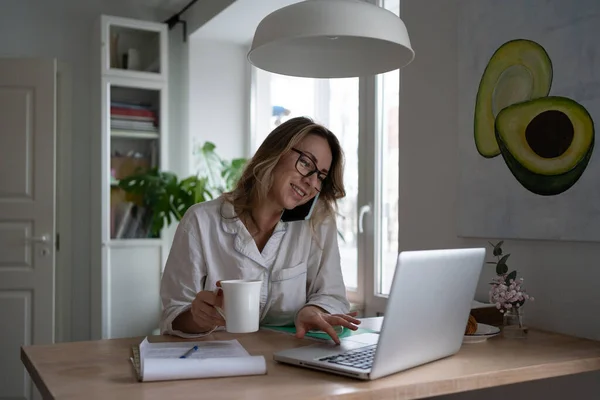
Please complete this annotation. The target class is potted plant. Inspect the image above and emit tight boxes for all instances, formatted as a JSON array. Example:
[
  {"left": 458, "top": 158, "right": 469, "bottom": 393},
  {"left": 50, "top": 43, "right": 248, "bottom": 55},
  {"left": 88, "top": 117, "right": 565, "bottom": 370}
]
[
  {"left": 487, "top": 241, "right": 535, "bottom": 338},
  {"left": 116, "top": 142, "right": 247, "bottom": 237}
]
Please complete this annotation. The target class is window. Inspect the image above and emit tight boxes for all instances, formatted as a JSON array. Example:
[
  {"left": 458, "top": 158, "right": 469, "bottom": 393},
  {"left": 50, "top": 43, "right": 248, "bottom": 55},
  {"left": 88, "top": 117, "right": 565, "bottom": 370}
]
[
  {"left": 250, "top": 0, "right": 401, "bottom": 314},
  {"left": 376, "top": 59, "right": 400, "bottom": 296},
  {"left": 251, "top": 70, "right": 360, "bottom": 293},
  {"left": 369, "top": 0, "right": 401, "bottom": 314}
]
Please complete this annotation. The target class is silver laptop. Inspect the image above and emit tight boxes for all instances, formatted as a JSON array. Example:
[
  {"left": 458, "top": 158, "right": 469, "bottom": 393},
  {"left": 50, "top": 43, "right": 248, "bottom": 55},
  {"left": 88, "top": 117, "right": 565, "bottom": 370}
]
[{"left": 273, "top": 247, "right": 485, "bottom": 380}]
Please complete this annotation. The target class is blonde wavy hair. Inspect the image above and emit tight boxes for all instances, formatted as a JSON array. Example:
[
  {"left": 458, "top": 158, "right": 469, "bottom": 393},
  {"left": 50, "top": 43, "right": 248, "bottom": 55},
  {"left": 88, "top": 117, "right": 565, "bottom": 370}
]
[{"left": 222, "top": 116, "right": 346, "bottom": 231}]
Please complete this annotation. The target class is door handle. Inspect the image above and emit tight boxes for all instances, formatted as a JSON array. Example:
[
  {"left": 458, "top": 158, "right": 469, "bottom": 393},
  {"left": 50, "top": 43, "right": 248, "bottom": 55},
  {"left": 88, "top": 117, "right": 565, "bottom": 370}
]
[
  {"left": 25, "top": 234, "right": 50, "bottom": 243},
  {"left": 358, "top": 204, "right": 371, "bottom": 233}
]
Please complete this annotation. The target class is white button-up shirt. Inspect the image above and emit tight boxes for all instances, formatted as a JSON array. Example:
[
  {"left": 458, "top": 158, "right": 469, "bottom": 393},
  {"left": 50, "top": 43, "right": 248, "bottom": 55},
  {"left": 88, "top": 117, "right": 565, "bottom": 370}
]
[{"left": 159, "top": 197, "right": 350, "bottom": 338}]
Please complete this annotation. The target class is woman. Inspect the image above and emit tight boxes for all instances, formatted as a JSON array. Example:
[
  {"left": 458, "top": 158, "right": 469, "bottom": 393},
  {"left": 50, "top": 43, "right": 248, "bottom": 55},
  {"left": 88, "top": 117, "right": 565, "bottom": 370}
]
[{"left": 159, "top": 117, "right": 360, "bottom": 344}]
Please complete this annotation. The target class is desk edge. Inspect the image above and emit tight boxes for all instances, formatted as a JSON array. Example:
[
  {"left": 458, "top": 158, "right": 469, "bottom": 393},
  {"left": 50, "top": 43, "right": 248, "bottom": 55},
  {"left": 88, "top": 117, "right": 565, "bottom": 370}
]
[
  {"left": 357, "top": 356, "right": 600, "bottom": 400},
  {"left": 21, "top": 346, "right": 55, "bottom": 400}
]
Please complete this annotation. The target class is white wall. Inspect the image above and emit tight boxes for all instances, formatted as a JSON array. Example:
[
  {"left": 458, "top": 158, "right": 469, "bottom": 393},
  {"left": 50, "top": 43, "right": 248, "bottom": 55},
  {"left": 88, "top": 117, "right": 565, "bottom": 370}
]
[
  {"left": 168, "top": 23, "right": 189, "bottom": 178},
  {"left": 188, "top": 37, "right": 250, "bottom": 169},
  {"left": 0, "top": 0, "right": 187, "bottom": 341},
  {"left": 399, "top": 0, "right": 600, "bottom": 398}
]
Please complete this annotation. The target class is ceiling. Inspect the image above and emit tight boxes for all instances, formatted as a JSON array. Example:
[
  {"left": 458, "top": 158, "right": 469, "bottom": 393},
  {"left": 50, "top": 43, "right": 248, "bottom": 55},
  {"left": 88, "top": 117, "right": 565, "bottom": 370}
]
[
  {"left": 133, "top": 0, "right": 192, "bottom": 13},
  {"left": 189, "top": 0, "right": 304, "bottom": 45}
]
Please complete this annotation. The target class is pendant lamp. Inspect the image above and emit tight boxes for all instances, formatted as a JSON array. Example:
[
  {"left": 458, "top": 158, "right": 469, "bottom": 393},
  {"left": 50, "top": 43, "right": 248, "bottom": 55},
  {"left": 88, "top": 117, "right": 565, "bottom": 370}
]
[{"left": 247, "top": 0, "right": 414, "bottom": 78}]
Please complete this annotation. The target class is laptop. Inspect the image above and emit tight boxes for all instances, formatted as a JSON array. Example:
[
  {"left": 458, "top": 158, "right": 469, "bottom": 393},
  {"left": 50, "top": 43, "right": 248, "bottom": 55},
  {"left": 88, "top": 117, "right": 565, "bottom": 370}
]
[{"left": 273, "top": 247, "right": 486, "bottom": 380}]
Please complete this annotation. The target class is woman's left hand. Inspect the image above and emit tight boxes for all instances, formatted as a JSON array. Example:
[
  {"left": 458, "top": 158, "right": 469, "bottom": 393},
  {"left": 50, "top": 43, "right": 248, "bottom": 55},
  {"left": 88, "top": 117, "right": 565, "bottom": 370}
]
[{"left": 295, "top": 306, "right": 361, "bottom": 344}]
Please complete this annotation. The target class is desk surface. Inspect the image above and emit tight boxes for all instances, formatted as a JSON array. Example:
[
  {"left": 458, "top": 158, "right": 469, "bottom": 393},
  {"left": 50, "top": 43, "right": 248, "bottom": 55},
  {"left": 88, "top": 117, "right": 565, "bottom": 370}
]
[{"left": 21, "top": 318, "right": 600, "bottom": 400}]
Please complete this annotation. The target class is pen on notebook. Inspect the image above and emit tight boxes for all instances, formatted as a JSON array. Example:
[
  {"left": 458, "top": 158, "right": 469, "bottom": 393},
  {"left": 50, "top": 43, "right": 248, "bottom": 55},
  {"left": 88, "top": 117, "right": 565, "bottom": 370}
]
[{"left": 179, "top": 345, "right": 198, "bottom": 359}]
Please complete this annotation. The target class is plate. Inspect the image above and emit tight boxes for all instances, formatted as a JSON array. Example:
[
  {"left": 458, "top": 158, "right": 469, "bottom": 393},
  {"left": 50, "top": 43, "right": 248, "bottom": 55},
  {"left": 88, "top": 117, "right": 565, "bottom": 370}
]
[{"left": 463, "top": 323, "right": 500, "bottom": 343}]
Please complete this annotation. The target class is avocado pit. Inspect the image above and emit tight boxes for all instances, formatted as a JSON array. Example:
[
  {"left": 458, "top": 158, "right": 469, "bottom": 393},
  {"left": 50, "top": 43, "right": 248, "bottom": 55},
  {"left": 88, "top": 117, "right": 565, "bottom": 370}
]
[{"left": 525, "top": 110, "right": 574, "bottom": 159}]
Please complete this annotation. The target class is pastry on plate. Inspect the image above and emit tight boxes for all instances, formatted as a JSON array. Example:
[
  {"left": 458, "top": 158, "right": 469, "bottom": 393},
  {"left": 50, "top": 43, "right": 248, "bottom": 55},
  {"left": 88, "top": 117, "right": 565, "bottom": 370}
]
[{"left": 465, "top": 314, "right": 478, "bottom": 335}]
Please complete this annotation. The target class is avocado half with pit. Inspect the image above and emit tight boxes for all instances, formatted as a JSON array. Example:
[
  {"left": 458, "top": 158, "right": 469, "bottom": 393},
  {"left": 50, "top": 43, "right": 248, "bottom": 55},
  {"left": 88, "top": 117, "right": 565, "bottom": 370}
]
[
  {"left": 474, "top": 39, "right": 553, "bottom": 158},
  {"left": 495, "top": 96, "right": 594, "bottom": 196}
]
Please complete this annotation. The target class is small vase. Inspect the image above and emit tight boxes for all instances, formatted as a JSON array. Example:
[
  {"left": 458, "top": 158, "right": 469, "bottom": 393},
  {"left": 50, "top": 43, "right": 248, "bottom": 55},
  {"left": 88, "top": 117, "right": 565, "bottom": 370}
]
[{"left": 502, "top": 307, "right": 528, "bottom": 338}]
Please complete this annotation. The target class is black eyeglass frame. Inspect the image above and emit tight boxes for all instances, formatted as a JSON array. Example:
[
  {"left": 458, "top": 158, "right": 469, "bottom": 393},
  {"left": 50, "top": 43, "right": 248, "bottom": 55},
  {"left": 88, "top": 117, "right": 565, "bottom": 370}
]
[{"left": 290, "top": 148, "right": 328, "bottom": 192}]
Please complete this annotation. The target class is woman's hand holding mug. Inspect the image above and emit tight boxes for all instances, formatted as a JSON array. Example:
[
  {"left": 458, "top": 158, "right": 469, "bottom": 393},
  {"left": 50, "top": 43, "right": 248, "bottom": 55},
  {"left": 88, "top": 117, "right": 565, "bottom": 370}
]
[{"left": 190, "top": 286, "right": 225, "bottom": 332}]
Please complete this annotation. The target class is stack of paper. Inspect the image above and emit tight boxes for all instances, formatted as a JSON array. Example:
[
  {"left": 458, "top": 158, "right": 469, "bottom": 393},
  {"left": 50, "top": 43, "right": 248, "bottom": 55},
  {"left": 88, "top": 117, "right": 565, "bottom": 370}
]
[{"left": 130, "top": 337, "right": 267, "bottom": 382}]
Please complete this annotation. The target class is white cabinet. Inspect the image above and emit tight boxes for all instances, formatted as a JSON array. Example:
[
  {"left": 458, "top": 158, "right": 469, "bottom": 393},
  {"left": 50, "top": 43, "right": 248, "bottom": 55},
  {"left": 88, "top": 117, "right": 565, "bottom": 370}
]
[
  {"left": 100, "top": 15, "right": 168, "bottom": 81},
  {"left": 91, "top": 15, "right": 169, "bottom": 339}
]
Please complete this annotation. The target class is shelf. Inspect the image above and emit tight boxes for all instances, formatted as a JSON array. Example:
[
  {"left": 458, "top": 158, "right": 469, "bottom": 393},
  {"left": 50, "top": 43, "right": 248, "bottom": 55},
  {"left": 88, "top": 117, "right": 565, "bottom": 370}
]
[
  {"left": 108, "top": 22, "right": 162, "bottom": 76},
  {"left": 93, "top": 13, "right": 169, "bottom": 341},
  {"left": 111, "top": 130, "right": 159, "bottom": 139},
  {"left": 108, "top": 238, "right": 163, "bottom": 248}
]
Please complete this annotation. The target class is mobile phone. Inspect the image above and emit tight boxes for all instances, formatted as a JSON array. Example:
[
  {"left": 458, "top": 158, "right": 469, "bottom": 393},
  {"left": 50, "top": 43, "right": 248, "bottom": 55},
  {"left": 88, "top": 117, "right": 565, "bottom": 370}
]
[{"left": 281, "top": 194, "right": 319, "bottom": 222}]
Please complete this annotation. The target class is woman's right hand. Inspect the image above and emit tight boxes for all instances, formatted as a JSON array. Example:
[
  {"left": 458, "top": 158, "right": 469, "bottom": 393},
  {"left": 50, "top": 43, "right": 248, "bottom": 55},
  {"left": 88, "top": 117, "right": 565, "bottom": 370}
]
[{"left": 190, "top": 289, "right": 225, "bottom": 332}]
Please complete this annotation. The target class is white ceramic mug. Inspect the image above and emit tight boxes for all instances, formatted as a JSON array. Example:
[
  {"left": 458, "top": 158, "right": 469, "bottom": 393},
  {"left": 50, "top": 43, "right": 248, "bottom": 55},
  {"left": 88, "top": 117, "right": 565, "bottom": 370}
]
[{"left": 217, "top": 279, "right": 263, "bottom": 333}]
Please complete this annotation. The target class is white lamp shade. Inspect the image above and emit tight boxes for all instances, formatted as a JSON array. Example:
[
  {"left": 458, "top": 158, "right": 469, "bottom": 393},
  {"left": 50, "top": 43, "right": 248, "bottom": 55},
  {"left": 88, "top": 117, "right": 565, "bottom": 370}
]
[{"left": 247, "top": 0, "right": 414, "bottom": 78}]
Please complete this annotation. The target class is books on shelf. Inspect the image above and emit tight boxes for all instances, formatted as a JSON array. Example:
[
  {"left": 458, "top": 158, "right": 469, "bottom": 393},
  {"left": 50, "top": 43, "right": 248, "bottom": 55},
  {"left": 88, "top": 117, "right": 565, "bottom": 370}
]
[
  {"left": 111, "top": 201, "right": 152, "bottom": 239},
  {"left": 130, "top": 337, "right": 267, "bottom": 382},
  {"left": 111, "top": 101, "right": 158, "bottom": 132}
]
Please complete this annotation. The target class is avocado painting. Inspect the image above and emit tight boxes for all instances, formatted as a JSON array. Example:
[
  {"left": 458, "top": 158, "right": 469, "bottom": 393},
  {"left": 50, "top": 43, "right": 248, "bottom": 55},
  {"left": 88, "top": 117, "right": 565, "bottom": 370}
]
[
  {"left": 474, "top": 39, "right": 595, "bottom": 196},
  {"left": 474, "top": 39, "right": 554, "bottom": 159},
  {"left": 495, "top": 95, "right": 594, "bottom": 196},
  {"left": 458, "top": 0, "right": 600, "bottom": 241}
]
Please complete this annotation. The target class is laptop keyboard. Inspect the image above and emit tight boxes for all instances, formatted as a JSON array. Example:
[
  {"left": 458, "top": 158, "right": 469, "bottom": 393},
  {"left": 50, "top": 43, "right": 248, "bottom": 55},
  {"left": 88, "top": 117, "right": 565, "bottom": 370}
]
[{"left": 318, "top": 344, "right": 376, "bottom": 370}]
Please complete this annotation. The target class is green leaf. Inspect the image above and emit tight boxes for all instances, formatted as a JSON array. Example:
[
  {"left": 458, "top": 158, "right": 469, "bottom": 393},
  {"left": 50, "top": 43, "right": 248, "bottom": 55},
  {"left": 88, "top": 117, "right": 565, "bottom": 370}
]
[
  {"left": 194, "top": 177, "right": 210, "bottom": 204},
  {"left": 490, "top": 240, "right": 504, "bottom": 256},
  {"left": 496, "top": 263, "right": 508, "bottom": 275},
  {"left": 505, "top": 270, "right": 517, "bottom": 285},
  {"left": 498, "top": 254, "right": 510, "bottom": 264},
  {"left": 222, "top": 158, "right": 247, "bottom": 191},
  {"left": 195, "top": 141, "right": 225, "bottom": 195},
  {"left": 202, "top": 141, "right": 216, "bottom": 152}
]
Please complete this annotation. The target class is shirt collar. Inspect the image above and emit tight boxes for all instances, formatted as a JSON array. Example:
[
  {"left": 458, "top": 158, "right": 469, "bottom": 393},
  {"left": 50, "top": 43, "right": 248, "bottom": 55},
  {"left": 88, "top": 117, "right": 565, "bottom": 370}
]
[{"left": 219, "top": 198, "right": 287, "bottom": 235}]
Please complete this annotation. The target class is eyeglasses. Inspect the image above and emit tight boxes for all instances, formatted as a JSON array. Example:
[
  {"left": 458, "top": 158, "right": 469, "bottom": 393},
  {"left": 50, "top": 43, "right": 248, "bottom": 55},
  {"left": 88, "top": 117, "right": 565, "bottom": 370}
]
[{"left": 291, "top": 148, "right": 327, "bottom": 192}]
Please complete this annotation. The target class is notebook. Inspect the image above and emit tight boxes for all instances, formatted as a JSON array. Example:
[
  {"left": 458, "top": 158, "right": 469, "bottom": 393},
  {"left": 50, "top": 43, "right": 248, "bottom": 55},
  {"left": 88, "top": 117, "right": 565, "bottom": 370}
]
[{"left": 130, "top": 337, "right": 267, "bottom": 382}]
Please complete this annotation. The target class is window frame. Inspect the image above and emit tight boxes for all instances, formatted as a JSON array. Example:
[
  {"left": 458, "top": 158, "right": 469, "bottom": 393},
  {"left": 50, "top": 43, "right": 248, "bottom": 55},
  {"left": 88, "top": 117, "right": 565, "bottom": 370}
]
[{"left": 361, "top": 0, "right": 402, "bottom": 317}]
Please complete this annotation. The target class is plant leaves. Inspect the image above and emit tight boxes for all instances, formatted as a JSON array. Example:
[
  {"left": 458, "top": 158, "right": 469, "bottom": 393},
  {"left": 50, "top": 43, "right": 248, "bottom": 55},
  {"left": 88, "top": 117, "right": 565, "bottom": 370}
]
[
  {"left": 195, "top": 141, "right": 225, "bottom": 195},
  {"left": 505, "top": 270, "right": 517, "bottom": 285},
  {"left": 496, "top": 262, "right": 508, "bottom": 275},
  {"left": 498, "top": 254, "right": 510, "bottom": 264},
  {"left": 493, "top": 240, "right": 504, "bottom": 256},
  {"left": 222, "top": 158, "right": 247, "bottom": 191},
  {"left": 116, "top": 142, "right": 248, "bottom": 237}
]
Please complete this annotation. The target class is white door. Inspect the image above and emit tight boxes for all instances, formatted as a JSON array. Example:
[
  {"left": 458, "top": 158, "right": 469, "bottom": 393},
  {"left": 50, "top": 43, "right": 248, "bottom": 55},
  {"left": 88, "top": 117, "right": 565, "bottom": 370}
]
[{"left": 0, "top": 58, "right": 56, "bottom": 400}]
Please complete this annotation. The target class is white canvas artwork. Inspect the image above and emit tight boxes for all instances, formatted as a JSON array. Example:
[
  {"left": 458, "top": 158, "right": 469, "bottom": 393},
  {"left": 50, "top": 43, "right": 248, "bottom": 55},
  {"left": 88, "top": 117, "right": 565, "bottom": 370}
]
[{"left": 457, "top": 0, "right": 600, "bottom": 242}]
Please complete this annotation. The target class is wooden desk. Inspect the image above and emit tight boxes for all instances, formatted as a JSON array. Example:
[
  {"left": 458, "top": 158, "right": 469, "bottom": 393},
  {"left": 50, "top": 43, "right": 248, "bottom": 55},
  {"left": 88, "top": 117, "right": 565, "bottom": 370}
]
[{"left": 21, "top": 318, "right": 600, "bottom": 400}]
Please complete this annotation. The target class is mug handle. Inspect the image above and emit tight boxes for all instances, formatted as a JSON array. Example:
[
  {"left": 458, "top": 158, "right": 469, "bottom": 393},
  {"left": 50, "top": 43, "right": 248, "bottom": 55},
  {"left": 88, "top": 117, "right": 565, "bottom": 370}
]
[{"left": 213, "top": 287, "right": 226, "bottom": 321}]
